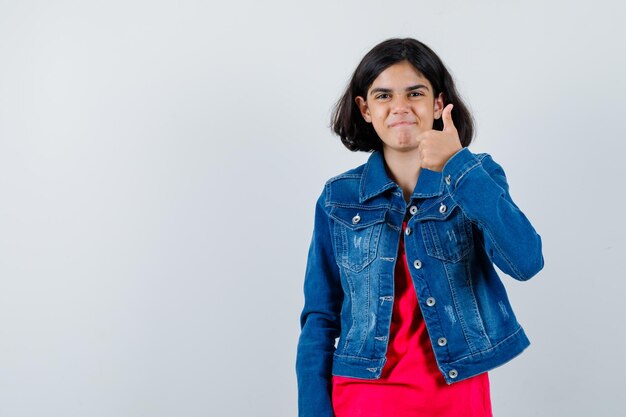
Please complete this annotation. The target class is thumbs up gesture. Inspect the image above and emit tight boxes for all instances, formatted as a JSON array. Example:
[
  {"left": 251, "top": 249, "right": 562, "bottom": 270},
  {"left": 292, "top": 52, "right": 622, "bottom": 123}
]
[{"left": 416, "top": 104, "right": 463, "bottom": 172}]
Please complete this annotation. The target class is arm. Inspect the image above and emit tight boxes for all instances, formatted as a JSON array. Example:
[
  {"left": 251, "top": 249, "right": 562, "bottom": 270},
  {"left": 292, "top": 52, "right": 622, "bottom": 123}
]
[
  {"left": 295, "top": 187, "right": 343, "bottom": 417},
  {"left": 443, "top": 147, "right": 545, "bottom": 281}
]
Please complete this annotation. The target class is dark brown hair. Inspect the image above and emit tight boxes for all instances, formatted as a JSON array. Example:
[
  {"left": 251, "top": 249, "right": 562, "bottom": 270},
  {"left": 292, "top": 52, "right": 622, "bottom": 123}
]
[{"left": 331, "top": 38, "right": 475, "bottom": 152}]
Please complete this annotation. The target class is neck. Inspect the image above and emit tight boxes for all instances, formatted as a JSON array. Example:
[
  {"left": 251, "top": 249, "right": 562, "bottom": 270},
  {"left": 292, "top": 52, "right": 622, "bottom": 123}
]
[{"left": 382, "top": 147, "right": 421, "bottom": 204}]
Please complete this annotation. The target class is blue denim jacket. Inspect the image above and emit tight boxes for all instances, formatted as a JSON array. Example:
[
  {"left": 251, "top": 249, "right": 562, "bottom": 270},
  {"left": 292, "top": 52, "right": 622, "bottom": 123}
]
[{"left": 295, "top": 147, "right": 544, "bottom": 417}]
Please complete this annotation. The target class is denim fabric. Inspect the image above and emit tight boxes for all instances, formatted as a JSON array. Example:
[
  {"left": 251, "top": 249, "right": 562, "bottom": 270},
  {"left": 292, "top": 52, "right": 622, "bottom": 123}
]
[{"left": 295, "top": 147, "right": 544, "bottom": 417}]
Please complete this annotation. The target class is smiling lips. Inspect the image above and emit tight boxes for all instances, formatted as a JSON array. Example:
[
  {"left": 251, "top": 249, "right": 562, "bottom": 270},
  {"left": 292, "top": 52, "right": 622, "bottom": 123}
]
[{"left": 389, "top": 120, "right": 416, "bottom": 127}]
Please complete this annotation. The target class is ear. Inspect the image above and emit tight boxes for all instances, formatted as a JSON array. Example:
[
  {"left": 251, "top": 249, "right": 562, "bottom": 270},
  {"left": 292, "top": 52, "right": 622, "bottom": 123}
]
[
  {"left": 355, "top": 96, "right": 372, "bottom": 123},
  {"left": 434, "top": 92, "right": 445, "bottom": 120}
]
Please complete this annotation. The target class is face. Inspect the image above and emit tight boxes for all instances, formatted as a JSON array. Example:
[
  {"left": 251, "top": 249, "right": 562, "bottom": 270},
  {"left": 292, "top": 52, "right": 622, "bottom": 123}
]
[{"left": 355, "top": 60, "right": 444, "bottom": 152}]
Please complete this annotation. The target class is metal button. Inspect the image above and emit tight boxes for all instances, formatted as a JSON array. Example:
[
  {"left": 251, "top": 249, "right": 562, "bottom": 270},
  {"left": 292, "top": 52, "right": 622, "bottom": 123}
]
[
  {"left": 448, "top": 369, "right": 458, "bottom": 378},
  {"left": 438, "top": 337, "right": 447, "bottom": 346},
  {"left": 445, "top": 174, "right": 451, "bottom": 185},
  {"left": 426, "top": 297, "right": 436, "bottom": 307},
  {"left": 413, "top": 259, "right": 422, "bottom": 269},
  {"left": 405, "top": 227, "right": 411, "bottom": 236},
  {"left": 352, "top": 214, "right": 361, "bottom": 224},
  {"left": 439, "top": 203, "right": 447, "bottom": 214},
  {"left": 409, "top": 205, "right": 418, "bottom": 215}
]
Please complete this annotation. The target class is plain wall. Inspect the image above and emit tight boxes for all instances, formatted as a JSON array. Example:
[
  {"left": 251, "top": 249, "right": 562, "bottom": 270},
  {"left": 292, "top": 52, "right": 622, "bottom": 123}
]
[{"left": 1, "top": 0, "right": 624, "bottom": 416}]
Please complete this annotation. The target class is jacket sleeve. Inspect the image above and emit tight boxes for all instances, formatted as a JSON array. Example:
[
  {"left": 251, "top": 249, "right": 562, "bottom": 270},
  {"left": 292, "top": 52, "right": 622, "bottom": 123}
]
[
  {"left": 295, "top": 186, "right": 343, "bottom": 417},
  {"left": 442, "top": 147, "right": 544, "bottom": 281}
]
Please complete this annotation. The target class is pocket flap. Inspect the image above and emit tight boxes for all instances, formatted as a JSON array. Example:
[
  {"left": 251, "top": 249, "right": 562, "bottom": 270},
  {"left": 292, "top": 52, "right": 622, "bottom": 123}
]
[
  {"left": 416, "top": 197, "right": 460, "bottom": 221},
  {"left": 330, "top": 206, "right": 388, "bottom": 230}
]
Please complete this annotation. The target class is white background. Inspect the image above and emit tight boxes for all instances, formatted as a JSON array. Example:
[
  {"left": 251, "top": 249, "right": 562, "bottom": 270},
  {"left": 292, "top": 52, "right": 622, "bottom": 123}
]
[{"left": 1, "top": 1, "right": 624, "bottom": 416}]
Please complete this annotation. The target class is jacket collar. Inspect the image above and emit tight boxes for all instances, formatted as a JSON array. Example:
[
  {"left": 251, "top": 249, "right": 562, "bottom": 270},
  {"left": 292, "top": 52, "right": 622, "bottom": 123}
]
[{"left": 359, "top": 150, "right": 444, "bottom": 203}]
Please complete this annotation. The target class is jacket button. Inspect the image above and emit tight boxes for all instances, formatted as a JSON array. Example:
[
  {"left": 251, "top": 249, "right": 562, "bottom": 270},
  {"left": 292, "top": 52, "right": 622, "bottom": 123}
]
[
  {"left": 405, "top": 227, "right": 411, "bottom": 236},
  {"left": 352, "top": 214, "right": 361, "bottom": 224},
  {"left": 448, "top": 369, "right": 458, "bottom": 378},
  {"left": 438, "top": 337, "right": 447, "bottom": 346},
  {"left": 426, "top": 297, "right": 436, "bottom": 307},
  {"left": 439, "top": 203, "right": 447, "bottom": 214},
  {"left": 413, "top": 259, "right": 422, "bottom": 269},
  {"left": 409, "top": 205, "right": 418, "bottom": 215},
  {"left": 445, "top": 174, "right": 451, "bottom": 185}
]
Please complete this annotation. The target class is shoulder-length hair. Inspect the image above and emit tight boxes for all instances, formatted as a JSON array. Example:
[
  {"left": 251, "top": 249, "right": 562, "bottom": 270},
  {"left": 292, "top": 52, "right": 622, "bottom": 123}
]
[{"left": 331, "top": 38, "right": 475, "bottom": 152}]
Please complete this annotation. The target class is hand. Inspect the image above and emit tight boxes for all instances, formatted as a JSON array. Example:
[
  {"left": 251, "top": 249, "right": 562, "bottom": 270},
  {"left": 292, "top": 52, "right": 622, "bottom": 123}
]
[{"left": 416, "top": 104, "right": 463, "bottom": 172}]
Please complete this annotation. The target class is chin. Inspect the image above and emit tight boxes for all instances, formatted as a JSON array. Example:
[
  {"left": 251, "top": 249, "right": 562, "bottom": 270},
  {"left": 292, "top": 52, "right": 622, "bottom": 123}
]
[
  {"left": 394, "top": 136, "right": 418, "bottom": 148},
  {"left": 383, "top": 142, "right": 419, "bottom": 153}
]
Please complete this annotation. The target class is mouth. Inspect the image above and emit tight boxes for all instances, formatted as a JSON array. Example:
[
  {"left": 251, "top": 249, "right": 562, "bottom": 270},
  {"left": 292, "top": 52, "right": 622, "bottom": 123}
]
[{"left": 389, "top": 121, "right": 416, "bottom": 128}]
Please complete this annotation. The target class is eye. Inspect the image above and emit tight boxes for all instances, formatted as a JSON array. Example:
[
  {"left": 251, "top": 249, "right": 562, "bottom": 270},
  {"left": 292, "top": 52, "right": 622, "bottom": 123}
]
[
  {"left": 375, "top": 93, "right": 390, "bottom": 100},
  {"left": 410, "top": 91, "right": 424, "bottom": 97}
]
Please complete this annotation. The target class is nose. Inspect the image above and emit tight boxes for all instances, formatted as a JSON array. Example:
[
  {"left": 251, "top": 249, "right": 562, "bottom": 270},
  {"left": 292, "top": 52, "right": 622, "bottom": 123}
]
[{"left": 391, "top": 95, "right": 410, "bottom": 114}]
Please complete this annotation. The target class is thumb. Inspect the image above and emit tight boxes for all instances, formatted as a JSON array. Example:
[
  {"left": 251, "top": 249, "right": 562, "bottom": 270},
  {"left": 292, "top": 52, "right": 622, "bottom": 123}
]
[{"left": 442, "top": 104, "right": 456, "bottom": 132}]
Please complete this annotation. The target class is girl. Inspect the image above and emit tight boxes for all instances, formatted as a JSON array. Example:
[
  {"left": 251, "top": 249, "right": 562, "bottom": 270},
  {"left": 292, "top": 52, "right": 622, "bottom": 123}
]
[{"left": 295, "top": 38, "right": 544, "bottom": 417}]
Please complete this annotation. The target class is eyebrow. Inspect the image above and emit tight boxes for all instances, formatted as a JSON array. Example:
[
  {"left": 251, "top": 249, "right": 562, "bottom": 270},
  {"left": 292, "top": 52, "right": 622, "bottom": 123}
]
[{"left": 369, "top": 84, "right": 430, "bottom": 95}]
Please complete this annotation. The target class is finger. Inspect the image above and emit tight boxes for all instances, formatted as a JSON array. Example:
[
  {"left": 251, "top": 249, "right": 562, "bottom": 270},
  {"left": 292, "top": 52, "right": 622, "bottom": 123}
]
[{"left": 442, "top": 104, "right": 456, "bottom": 132}]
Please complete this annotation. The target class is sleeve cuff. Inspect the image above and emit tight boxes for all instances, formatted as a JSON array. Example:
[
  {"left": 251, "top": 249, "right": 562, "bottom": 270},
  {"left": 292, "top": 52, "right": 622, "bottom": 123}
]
[{"left": 441, "top": 147, "right": 481, "bottom": 191}]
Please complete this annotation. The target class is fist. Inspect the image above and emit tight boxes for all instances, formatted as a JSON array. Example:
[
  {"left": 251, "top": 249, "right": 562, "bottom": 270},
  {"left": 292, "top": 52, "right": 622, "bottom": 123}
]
[{"left": 416, "top": 104, "right": 462, "bottom": 172}]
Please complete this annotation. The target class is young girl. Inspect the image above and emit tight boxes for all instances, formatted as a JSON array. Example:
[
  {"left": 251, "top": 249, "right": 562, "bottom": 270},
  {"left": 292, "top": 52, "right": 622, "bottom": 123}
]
[{"left": 295, "top": 38, "right": 544, "bottom": 417}]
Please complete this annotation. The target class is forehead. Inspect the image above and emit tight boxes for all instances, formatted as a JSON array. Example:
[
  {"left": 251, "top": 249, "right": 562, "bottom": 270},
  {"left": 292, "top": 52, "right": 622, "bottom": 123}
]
[{"left": 369, "top": 61, "right": 432, "bottom": 90}]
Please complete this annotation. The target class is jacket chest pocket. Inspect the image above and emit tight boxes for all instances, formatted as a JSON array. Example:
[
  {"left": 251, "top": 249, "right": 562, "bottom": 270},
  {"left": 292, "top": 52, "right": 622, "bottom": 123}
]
[
  {"left": 419, "top": 198, "right": 473, "bottom": 263},
  {"left": 330, "top": 206, "right": 387, "bottom": 272}
]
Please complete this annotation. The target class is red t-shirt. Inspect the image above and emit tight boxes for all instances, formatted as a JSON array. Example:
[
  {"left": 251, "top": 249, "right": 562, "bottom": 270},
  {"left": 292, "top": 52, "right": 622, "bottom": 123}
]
[{"left": 332, "top": 220, "right": 493, "bottom": 417}]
